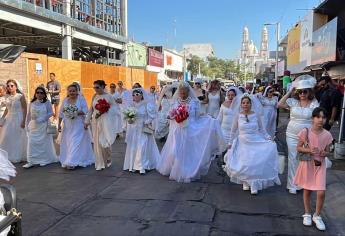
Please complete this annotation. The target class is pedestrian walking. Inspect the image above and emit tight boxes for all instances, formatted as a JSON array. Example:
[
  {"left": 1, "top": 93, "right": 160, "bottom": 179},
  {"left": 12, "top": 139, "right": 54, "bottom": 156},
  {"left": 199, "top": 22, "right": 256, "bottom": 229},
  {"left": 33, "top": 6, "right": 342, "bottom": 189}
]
[
  {"left": 157, "top": 81, "right": 225, "bottom": 183},
  {"left": 58, "top": 84, "right": 95, "bottom": 169},
  {"left": 258, "top": 86, "right": 278, "bottom": 138},
  {"left": 224, "top": 94, "right": 281, "bottom": 195},
  {"left": 85, "top": 80, "right": 122, "bottom": 171},
  {"left": 23, "top": 86, "right": 57, "bottom": 168},
  {"left": 206, "top": 80, "right": 224, "bottom": 118},
  {"left": 294, "top": 107, "right": 333, "bottom": 231},
  {"left": 0, "top": 79, "right": 27, "bottom": 163},
  {"left": 123, "top": 88, "right": 160, "bottom": 174},
  {"left": 278, "top": 75, "right": 319, "bottom": 194},
  {"left": 47, "top": 73, "right": 61, "bottom": 119}
]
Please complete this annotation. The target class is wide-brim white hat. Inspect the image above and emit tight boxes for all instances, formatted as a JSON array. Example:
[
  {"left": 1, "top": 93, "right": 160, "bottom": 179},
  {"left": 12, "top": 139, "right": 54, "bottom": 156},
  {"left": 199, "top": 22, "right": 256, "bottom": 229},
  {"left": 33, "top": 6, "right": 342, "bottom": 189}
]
[
  {"left": 194, "top": 78, "right": 202, "bottom": 83},
  {"left": 293, "top": 75, "right": 316, "bottom": 89}
]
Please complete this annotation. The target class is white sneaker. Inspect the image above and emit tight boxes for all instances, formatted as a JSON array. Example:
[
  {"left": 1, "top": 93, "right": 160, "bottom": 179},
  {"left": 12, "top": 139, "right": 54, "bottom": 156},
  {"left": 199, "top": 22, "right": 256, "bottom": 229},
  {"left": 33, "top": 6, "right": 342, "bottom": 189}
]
[
  {"left": 313, "top": 215, "right": 326, "bottom": 231},
  {"left": 250, "top": 189, "right": 258, "bottom": 195},
  {"left": 243, "top": 183, "right": 250, "bottom": 191},
  {"left": 302, "top": 214, "right": 312, "bottom": 226},
  {"left": 289, "top": 189, "right": 297, "bottom": 194},
  {"left": 23, "top": 163, "right": 34, "bottom": 169}
]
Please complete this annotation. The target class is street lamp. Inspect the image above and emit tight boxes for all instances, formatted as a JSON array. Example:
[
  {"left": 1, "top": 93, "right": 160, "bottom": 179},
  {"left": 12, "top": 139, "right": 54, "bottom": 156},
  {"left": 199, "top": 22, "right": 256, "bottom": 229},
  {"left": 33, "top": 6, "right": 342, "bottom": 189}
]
[{"left": 264, "top": 22, "right": 280, "bottom": 84}]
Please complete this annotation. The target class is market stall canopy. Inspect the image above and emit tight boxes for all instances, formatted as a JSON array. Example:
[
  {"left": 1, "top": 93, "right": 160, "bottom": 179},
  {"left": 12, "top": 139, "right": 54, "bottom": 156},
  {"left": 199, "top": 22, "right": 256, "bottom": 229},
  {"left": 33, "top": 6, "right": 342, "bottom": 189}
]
[
  {"left": 158, "top": 72, "right": 177, "bottom": 82},
  {"left": 0, "top": 44, "right": 26, "bottom": 63}
]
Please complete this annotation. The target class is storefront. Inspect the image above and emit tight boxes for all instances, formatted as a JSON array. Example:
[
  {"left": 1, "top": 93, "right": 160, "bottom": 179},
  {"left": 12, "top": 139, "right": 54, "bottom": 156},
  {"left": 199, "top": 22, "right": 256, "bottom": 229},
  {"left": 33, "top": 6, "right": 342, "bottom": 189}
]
[{"left": 163, "top": 49, "right": 183, "bottom": 80}]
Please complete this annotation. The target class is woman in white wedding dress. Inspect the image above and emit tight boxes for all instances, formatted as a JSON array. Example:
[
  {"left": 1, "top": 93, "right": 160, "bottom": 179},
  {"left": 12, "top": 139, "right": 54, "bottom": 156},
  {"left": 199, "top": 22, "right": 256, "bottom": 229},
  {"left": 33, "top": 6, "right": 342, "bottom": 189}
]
[
  {"left": 58, "top": 84, "right": 95, "bottom": 169},
  {"left": 155, "top": 85, "right": 174, "bottom": 140},
  {"left": 206, "top": 80, "right": 224, "bottom": 118},
  {"left": 23, "top": 86, "right": 57, "bottom": 168},
  {"left": 85, "top": 80, "right": 122, "bottom": 171},
  {"left": 258, "top": 86, "right": 278, "bottom": 138},
  {"left": 0, "top": 80, "right": 27, "bottom": 163},
  {"left": 123, "top": 88, "right": 160, "bottom": 174},
  {"left": 157, "top": 81, "right": 225, "bottom": 183},
  {"left": 224, "top": 94, "right": 281, "bottom": 195},
  {"left": 217, "top": 87, "right": 241, "bottom": 144}
]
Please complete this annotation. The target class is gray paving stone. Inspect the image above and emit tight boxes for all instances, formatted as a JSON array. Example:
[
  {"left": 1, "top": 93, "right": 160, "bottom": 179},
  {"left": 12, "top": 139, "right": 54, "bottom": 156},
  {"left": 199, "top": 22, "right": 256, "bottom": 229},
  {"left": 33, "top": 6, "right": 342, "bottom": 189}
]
[
  {"left": 169, "top": 201, "right": 215, "bottom": 222},
  {"left": 141, "top": 222, "right": 210, "bottom": 236},
  {"left": 42, "top": 216, "right": 144, "bottom": 236},
  {"left": 99, "top": 177, "right": 208, "bottom": 201},
  {"left": 137, "top": 200, "right": 178, "bottom": 221},
  {"left": 73, "top": 199, "right": 144, "bottom": 218},
  {"left": 13, "top": 171, "right": 115, "bottom": 214},
  {"left": 214, "top": 211, "right": 330, "bottom": 236},
  {"left": 17, "top": 200, "right": 65, "bottom": 236}
]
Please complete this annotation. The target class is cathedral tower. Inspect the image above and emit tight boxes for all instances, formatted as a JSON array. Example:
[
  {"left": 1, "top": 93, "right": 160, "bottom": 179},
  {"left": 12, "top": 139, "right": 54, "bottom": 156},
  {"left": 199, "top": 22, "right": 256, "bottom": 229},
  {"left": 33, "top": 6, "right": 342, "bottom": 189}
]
[{"left": 260, "top": 26, "right": 269, "bottom": 61}]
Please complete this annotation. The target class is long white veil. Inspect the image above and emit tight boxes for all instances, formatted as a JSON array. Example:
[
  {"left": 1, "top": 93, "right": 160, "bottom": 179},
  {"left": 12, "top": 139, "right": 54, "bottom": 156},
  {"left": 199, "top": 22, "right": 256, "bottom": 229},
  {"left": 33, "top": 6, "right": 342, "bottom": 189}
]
[
  {"left": 172, "top": 81, "right": 198, "bottom": 101},
  {"left": 230, "top": 92, "right": 264, "bottom": 117}
]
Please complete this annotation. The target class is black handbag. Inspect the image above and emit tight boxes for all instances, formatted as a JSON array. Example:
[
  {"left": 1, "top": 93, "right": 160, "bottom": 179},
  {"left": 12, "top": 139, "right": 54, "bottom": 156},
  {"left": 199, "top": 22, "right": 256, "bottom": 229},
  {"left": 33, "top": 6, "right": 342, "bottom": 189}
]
[{"left": 296, "top": 128, "right": 312, "bottom": 161}]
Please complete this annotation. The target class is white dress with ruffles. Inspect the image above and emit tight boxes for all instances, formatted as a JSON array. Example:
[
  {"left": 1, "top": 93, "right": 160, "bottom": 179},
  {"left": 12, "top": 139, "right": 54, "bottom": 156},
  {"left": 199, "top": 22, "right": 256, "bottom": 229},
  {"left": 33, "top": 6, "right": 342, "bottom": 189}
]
[
  {"left": 157, "top": 98, "right": 225, "bottom": 183},
  {"left": 224, "top": 113, "right": 281, "bottom": 192}
]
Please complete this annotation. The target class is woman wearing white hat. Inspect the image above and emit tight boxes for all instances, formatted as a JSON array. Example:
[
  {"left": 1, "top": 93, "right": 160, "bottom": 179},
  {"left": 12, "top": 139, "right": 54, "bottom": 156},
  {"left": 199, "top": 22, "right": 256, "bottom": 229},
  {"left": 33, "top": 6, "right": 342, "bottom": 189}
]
[{"left": 278, "top": 75, "right": 319, "bottom": 194}]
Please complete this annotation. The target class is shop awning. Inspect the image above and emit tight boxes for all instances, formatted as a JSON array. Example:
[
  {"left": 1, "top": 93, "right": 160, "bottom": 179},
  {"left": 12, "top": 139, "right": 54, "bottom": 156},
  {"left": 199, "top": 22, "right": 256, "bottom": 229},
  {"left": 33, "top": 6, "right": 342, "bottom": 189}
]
[
  {"left": 158, "top": 73, "right": 176, "bottom": 82},
  {"left": 304, "top": 61, "right": 345, "bottom": 72},
  {"left": 0, "top": 44, "right": 26, "bottom": 63}
]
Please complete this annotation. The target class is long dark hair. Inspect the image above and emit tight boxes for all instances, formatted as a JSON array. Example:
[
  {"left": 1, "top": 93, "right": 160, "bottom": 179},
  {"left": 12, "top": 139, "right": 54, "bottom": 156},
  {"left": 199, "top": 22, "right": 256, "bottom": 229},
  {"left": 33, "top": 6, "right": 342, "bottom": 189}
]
[
  {"left": 94, "top": 80, "right": 106, "bottom": 88},
  {"left": 6, "top": 79, "right": 22, "bottom": 94},
  {"left": 31, "top": 86, "right": 48, "bottom": 103},
  {"left": 241, "top": 96, "right": 252, "bottom": 122}
]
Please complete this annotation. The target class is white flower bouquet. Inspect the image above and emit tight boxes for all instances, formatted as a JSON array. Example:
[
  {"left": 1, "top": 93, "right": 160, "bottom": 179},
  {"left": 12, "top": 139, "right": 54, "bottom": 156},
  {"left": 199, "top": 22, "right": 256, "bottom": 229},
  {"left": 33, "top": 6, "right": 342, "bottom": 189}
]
[
  {"left": 123, "top": 107, "right": 137, "bottom": 124},
  {"left": 62, "top": 104, "right": 78, "bottom": 119}
]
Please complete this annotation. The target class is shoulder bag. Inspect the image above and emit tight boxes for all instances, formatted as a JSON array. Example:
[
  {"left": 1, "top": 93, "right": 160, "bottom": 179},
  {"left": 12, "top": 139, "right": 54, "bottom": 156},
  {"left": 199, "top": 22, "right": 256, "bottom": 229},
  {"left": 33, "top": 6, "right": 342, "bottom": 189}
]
[{"left": 296, "top": 128, "right": 312, "bottom": 161}]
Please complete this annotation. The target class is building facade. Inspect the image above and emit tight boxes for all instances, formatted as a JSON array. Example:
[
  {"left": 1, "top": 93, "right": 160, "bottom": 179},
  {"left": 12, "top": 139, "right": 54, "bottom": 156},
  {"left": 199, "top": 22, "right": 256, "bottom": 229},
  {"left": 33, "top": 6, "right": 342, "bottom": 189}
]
[
  {"left": 0, "top": 0, "right": 128, "bottom": 65},
  {"left": 182, "top": 43, "right": 215, "bottom": 60}
]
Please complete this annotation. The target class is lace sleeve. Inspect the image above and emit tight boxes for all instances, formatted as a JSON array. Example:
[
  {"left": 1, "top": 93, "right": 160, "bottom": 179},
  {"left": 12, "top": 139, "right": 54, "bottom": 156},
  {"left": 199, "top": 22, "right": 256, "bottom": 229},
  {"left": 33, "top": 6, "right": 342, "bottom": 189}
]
[
  {"left": 79, "top": 96, "right": 89, "bottom": 114},
  {"left": 228, "top": 113, "right": 239, "bottom": 144}
]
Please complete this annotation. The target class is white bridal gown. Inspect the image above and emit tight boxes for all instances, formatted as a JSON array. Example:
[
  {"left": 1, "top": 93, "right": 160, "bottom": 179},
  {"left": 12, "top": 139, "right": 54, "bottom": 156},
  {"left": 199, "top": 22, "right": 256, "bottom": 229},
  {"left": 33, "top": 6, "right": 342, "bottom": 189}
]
[
  {"left": 0, "top": 148, "right": 16, "bottom": 181},
  {"left": 0, "top": 94, "right": 27, "bottom": 163},
  {"left": 285, "top": 98, "right": 319, "bottom": 191},
  {"left": 59, "top": 96, "right": 95, "bottom": 167},
  {"left": 224, "top": 113, "right": 281, "bottom": 192},
  {"left": 26, "top": 101, "right": 57, "bottom": 165},
  {"left": 155, "top": 97, "right": 172, "bottom": 139},
  {"left": 258, "top": 96, "right": 278, "bottom": 138},
  {"left": 87, "top": 93, "right": 122, "bottom": 170},
  {"left": 207, "top": 91, "right": 221, "bottom": 118},
  {"left": 217, "top": 104, "right": 235, "bottom": 144},
  {"left": 123, "top": 101, "right": 160, "bottom": 173},
  {"left": 157, "top": 98, "right": 225, "bottom": 183}
]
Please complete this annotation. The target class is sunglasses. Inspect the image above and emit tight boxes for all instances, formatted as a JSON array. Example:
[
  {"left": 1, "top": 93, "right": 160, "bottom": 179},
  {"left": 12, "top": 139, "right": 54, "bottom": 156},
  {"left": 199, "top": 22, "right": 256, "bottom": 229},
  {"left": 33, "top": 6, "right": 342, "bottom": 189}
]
[
  {"left": 297, "top": 89, "right": 309, "bottom": 95},
  {"left": 195, "top": 82, "right": 201, "bottom": 85},
  {"left": 7, "top": 84, "right": 15, "bottom": 88},
  {"left": 132, "top": 93, "right": 142, "bottom": 97},
  {"left": 110, "top": 86, "right": 116, "bottom": 89},
  {"left": 93, "top": 86, "right": 101, "bottom": 89},
  {"left": 36, "top": 91, "right": 44, "bottom": 94}
]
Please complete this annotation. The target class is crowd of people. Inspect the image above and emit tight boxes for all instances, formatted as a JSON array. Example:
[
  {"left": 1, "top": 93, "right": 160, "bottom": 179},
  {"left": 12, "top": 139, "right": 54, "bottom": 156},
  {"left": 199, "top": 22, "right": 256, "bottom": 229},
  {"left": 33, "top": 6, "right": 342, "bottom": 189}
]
[{"left": 0, "top": 71, "right": 341, "bottom": 232}]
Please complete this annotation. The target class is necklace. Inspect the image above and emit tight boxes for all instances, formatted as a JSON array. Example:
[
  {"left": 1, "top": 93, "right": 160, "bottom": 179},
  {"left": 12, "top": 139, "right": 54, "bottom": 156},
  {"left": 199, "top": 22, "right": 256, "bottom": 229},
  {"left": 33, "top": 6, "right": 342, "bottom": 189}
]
[{"left": 178, "top": 97, "right": 191, "bottom": 104}]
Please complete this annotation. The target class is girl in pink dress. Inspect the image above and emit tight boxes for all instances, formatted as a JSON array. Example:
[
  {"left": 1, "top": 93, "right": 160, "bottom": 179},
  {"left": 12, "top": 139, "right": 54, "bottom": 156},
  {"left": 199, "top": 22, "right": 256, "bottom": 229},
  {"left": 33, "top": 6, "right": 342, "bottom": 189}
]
[{"left": 294, "top": 107, "right": 333, "bottom": 231}]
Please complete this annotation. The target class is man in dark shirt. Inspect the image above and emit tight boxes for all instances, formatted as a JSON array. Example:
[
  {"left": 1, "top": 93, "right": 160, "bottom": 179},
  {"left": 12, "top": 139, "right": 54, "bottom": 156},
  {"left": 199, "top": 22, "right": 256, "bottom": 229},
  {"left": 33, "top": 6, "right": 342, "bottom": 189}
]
[
  {"left": 317, "top": 75, "right": 342, "bottom": 130},
  {"left": 47, "top": 72, "right": 61, "bottom": 119}
]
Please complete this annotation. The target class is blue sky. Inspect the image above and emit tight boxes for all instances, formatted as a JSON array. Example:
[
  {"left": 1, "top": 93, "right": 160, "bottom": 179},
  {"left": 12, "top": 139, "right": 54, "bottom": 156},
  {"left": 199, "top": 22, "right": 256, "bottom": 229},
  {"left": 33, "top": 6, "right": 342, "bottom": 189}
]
[{"left": 128, "top": 0, "right": 320, "bottom": 59}]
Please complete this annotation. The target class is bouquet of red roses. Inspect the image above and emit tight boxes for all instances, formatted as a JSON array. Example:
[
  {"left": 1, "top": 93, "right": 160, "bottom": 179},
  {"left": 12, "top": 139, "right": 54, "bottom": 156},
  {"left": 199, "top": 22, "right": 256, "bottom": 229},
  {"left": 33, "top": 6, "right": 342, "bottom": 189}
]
[
  {"left": 95, "top": 98, "right": 110, "bottom": 119},
  {"left": 169, "top": 104, "right": 189, "bottom": 124}
]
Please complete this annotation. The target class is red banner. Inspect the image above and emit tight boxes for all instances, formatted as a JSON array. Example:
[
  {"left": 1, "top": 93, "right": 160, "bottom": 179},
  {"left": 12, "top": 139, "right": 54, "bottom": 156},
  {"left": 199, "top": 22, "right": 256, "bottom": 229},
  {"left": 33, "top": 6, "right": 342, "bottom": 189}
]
[{"left": 148, "top": 48, "right": 164, "bottom": 68}]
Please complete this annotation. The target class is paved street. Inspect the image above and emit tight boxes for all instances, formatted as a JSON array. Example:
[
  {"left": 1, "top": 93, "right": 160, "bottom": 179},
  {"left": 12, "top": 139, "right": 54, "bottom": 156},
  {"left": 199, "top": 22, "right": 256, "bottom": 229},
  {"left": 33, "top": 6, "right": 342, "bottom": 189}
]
[{"left": 10, "top": 114, "right": 345, "bottom": 236}]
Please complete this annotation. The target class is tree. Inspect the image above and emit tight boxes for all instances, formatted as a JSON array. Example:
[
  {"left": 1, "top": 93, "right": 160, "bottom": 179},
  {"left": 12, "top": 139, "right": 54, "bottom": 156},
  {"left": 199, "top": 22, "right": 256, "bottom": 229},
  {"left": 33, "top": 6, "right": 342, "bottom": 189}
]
[{"left": 187, "top": 56, "right": 208, "bottom": 77}]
